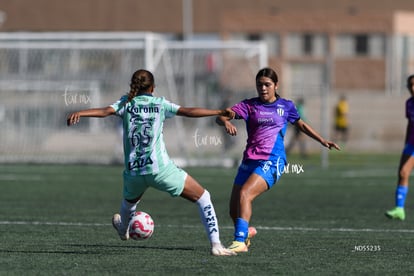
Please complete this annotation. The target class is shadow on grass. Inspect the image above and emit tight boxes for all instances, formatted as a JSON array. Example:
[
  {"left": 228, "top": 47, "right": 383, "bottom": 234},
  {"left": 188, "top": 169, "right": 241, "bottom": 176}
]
[
  {"left": 0, "top": 244, "right": 195, "bottom": 255},
  {"left": 66, "top": 243, "right": 195, "bottom": 251}
]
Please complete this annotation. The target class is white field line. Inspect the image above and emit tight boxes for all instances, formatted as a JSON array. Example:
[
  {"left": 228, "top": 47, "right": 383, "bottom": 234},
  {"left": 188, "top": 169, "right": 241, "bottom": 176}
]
[{"left": 1, "top": 220, "right": 413, "bottom": 233}]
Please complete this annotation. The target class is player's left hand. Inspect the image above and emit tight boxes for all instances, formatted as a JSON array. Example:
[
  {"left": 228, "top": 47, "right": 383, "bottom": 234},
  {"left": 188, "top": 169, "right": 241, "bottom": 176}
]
[{"left": 322, "top": 140, "right": 340, "bottom": 150}]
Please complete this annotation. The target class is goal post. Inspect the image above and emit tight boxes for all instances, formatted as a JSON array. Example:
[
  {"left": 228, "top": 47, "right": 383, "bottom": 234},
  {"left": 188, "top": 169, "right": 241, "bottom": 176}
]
[{"left": 0, "top": 32, "right": 267, "bottom": 165}]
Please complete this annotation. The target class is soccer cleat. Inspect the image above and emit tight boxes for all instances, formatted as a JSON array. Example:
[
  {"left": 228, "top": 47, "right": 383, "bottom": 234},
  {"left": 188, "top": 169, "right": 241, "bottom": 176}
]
[
  {"left": 227, "top": 241, "right": 248, "bottom": 253},
  {"left": 245, "top": 226, "right": 257, "bottom": 248},
  {"left": 385, "top": 207, "right": 405, "bottom": 220},
  {"left": 112, "top": 213, "right": 129, "bottom": 240},
  {"left": 211, "top": 243, "right": 237, "bottom": 256}
]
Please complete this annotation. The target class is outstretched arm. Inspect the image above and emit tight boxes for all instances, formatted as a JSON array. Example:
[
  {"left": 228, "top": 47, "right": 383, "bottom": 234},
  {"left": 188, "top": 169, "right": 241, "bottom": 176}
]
[
  {"left": 295, "top": 119, "right": 340, "bottom": 150},
  {"left": 67, "top": 106, "right": 116, "bottom": 126},
  {"left": 177, "top": 107, "right": 234, "bottom": 118}
]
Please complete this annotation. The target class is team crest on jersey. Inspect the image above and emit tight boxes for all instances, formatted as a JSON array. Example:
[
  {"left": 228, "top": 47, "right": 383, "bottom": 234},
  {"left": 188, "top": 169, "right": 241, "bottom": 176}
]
[{"left": 277, "top": 108, "right": 284, "bottom": 116}]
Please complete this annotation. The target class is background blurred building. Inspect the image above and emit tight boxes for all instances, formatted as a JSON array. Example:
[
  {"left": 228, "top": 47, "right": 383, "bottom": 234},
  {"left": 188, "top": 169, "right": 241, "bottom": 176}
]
[
  {"left": 1, "top": 0, "right": 414, "bottom": 94},
  {"left": 1, "top": 0, "right": 414, "bottom": 162}
]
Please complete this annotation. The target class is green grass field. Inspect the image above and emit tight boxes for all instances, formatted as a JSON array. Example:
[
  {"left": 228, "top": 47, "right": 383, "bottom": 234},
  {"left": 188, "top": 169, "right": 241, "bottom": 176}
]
[{"left": 1, "top": 153, "right": 413, "bottom": 275}]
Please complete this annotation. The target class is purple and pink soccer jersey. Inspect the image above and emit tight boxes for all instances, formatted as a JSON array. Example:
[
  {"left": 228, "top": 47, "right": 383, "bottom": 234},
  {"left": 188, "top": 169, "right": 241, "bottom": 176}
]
[{"left": 231, "top": 97, "right": 300, "bottom": 162}]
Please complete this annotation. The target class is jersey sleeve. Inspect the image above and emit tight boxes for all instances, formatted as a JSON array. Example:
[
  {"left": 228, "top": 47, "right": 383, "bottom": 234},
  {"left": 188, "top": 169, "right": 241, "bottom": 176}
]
[
  {"left": 110, "top": 95, "right": 129, "bottom": 117},
  {"left": 162, "top": 98, "right": 181, "bottom": 119},
  {"left": 287, "top": 100, "right": 301, "bottom": 124},
  {"left": 231, "top": 99, "right": 249, "bottom": 120}
]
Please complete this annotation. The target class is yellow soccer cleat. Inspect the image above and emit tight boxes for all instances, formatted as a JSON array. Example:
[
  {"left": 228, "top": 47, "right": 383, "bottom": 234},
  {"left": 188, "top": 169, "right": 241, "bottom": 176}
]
[{"left": 228, "top": 241, "right": 248, "bottom": 253}]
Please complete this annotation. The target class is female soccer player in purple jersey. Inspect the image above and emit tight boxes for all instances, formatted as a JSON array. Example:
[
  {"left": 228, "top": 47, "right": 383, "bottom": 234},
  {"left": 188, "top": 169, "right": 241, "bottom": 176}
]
[
  {"left": 216, "top": 67, "right": 340, "bottom": 253},
  {"left": 385, "top": 74, "right": 414, "bottom": 220}
]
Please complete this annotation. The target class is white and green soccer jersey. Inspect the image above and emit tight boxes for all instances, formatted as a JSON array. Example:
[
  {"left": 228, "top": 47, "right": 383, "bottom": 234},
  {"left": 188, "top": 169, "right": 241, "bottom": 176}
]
[{"left": 110, "top": 94, "right": 180, "bottom": 175}]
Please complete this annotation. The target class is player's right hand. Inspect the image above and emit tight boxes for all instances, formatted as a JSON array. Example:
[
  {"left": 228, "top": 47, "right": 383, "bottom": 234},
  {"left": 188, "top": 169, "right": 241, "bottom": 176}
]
[
  {"left": 224, "top": 121, "right": 237, "bottom": 136},
  {"left": 66, "top": 112, "right": 80, "bottom": 126}
]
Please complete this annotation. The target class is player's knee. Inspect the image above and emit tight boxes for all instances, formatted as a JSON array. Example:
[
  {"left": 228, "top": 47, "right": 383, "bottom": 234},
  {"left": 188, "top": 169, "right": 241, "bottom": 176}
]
[
  {"left": 399, "top": 167, "right": 412, "bottom": 180},
  {"left": 239, "top": 189, "right": 253, "bottom": 204}
]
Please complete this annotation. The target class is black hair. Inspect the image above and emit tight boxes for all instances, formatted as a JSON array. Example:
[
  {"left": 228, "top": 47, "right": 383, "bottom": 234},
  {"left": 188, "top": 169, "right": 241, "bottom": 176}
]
[
  {"left": 127, "top": 69, "right": 155, "bottom": 102},
  {"left": 255, "top": 67, "right": 278, "bottom": 84}
]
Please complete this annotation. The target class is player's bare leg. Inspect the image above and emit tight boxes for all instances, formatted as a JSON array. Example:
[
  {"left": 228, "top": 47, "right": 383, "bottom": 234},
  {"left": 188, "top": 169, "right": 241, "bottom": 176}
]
[{"left": 228, "top": 174, "right": 266, "bottom": 252}]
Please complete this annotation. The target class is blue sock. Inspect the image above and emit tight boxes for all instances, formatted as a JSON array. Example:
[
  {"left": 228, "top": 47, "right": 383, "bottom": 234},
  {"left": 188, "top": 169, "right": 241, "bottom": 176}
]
[
  {"left": 234, "top": 218, "right": 249, "bottom": 242},
  {"left": 395, "top": 185, "right": 408, "bottom": 208}
]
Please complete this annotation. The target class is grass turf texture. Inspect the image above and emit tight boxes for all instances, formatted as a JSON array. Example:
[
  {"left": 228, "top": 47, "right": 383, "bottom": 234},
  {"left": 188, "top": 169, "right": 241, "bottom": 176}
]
[{"left": 1, "top": 153, "right": 413, "bottom": 275}]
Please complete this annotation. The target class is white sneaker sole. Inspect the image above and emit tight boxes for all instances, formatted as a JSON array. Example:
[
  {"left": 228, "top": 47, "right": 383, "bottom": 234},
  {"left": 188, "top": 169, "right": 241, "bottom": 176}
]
[
  {"left": 112, "top": 214, "right": 129, "bottom": 240},
  {"left": 211, "top": 244, "right": 237, "bottom": 256}
]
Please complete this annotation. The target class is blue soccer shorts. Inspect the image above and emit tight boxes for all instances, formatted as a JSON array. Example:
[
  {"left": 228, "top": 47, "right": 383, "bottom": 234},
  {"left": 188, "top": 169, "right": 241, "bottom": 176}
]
[
  {"left": 234, "top": 158, "right": 286, "bottom": 189},
  {"left": 403, "top": 144, "right": 414, "bottom": 157}
]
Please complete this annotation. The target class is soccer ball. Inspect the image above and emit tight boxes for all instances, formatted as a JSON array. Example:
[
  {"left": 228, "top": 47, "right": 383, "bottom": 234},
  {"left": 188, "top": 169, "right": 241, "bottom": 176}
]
[{"left": 129, "top": 211, "right": 154, "bottom": 240}]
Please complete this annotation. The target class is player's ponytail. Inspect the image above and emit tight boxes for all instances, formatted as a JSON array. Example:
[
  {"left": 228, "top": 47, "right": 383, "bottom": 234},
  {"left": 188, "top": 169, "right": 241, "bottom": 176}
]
[{"left": 127, "top": 69, "right": 155, "bottom": 102}]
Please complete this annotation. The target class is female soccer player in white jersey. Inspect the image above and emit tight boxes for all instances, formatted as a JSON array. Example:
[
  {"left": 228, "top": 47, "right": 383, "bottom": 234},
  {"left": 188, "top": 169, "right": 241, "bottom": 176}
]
[
  {"left": 67, "top": 69, "right": 236, "bottom": 256},
  {"left": 385, "top": 74, "right": 414, "bottom": 220},
  {"left": 216, "top": 67, "right": 340, "bottom": 253}
]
